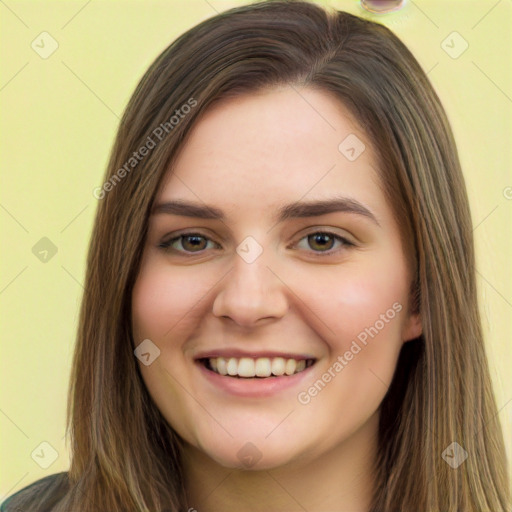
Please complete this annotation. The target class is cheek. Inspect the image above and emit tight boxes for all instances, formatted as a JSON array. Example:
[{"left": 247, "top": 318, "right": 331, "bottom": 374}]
[
  {"left": 309, "top": 258, "right": 406, "bottom": 389},
  {"left": 131, "top": 262, "right": 211, "bottom": 342},
  {"left": 131, "top": 263, "right": 213, "bottom": 443},
  {"left": 297, "top": 253, "right": 409, "bottom": 351},
  {"left": 294, "top": 255, "right": 407, "bottom": 400},
  {"left": 333, "top": 271, "right": 405, "bottom": 340},
  {"left": 290, "top": 262, "right": 407, "bottom": 445}
]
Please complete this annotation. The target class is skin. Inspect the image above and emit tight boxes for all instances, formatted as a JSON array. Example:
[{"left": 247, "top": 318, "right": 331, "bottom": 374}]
[{"left": 131, "top": 86, "right": 422, "bottom": 512}]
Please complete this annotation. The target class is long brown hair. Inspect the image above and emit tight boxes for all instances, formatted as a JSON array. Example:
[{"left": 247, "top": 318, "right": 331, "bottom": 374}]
[{"left": 8, "top": 1, "right": 509, "bottom": 510}]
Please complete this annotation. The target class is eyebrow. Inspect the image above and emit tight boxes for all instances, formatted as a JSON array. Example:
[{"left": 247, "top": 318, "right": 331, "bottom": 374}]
[{"left": 151, "top": 196, "right": 380, "bottom": 226}]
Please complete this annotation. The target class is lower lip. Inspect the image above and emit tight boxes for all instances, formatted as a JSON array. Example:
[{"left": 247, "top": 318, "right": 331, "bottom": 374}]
[{"left": 195, "top": 360, "right": 316, "bottom": 398}]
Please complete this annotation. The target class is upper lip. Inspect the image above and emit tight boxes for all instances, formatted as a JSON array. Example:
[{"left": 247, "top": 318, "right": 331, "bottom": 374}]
[{"left": 194, "top": 349, "right": 316, "bottom": 361}]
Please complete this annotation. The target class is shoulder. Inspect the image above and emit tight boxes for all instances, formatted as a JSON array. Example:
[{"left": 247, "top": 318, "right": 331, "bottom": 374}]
[{"left": 1, "top": 472, "right": 69, "bottom": 512}]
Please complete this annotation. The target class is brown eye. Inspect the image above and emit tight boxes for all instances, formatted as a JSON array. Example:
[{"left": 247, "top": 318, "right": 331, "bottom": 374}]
[
  {"left": 295, "top": 231, "right": 354, "bottom": 256},
  {"left": 180, "top": 235, "right": 208, "bottom": 252},
  {"left": 307, "top": 233, "right": 336, "bottom": 252},
  {"left": 158, "top": 233, "right": 217, "bottom": 254}
]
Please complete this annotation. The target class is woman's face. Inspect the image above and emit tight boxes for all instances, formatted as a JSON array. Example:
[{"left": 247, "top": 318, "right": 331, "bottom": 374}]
[{"left": 131, "top": 86, "right": 421, "bottom": 471}]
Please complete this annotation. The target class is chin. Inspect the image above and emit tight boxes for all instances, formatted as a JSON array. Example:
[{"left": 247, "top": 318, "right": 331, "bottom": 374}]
[
  {"left": 194, "top": 431, "right": 306, "bottom": 471},
  {"left": 208, "top": 446, "right": 296, "bottom": 471}
]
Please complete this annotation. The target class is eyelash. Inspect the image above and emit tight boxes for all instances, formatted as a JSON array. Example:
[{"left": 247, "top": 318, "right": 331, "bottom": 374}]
[{"left": 157, "top": 230, "right": 355, "bottom": 258}]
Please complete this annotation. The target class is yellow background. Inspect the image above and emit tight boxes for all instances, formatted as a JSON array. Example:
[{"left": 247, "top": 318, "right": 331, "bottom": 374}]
[{"left": 1, "top": 0, "right": 511, "bottom": 499}]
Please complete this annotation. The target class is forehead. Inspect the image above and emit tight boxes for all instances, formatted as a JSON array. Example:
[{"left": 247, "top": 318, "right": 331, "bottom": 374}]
[{"left": 157, "top": 86, "right": 382, "bottom": 216}]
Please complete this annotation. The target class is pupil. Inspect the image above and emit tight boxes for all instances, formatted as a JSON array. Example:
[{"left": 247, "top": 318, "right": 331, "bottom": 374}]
[
  {"left": 310, "top": 233, "right": 333, "bottom": 251},
  {"left": 184, "top": 235, "right": 205, "bottom": 251}
]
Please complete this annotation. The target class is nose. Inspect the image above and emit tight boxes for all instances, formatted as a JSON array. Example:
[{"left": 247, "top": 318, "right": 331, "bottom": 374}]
[{"left": 212, "top": 250, "right": 288, "bottom": 327}]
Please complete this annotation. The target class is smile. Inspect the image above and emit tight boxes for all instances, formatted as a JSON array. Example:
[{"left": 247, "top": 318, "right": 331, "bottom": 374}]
[{"left": 199, "top": 357, "right": 316, "bottom": 378}]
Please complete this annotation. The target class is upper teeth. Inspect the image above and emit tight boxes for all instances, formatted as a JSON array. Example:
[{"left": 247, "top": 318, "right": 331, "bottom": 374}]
[{"left": 207, "top": 357, "right": 312, "bottom": 378}]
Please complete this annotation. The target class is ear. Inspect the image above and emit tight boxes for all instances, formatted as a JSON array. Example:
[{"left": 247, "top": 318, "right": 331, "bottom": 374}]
[{"left": 402, "top": 311, "right": 422, "bottom": 342}]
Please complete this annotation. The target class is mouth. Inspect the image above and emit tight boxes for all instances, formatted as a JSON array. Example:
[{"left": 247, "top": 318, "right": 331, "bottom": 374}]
[{"left": 198, "top": 356, "right": 317, "bottom": 379}]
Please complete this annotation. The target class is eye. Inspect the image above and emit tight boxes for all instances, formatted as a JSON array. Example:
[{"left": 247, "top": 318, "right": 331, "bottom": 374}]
[
  {"left": 158, "top": 230, "right": 354, "bottom": 257},
  {"left": 294, "top": 231, "right": 354, "bottom": 256},
  {"left": 158, "top": 233, "right": 219, "bottom": 254}
]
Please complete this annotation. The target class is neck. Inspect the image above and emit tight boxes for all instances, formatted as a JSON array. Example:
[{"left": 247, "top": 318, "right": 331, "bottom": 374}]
[{"left": 181, "top": 412, "right": 379, "bottom": 512}]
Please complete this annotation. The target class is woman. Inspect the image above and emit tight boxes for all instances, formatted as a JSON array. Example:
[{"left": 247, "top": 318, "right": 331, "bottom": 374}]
[{"left": 2, "top": 1, "right": 509, "bottom": 511}]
